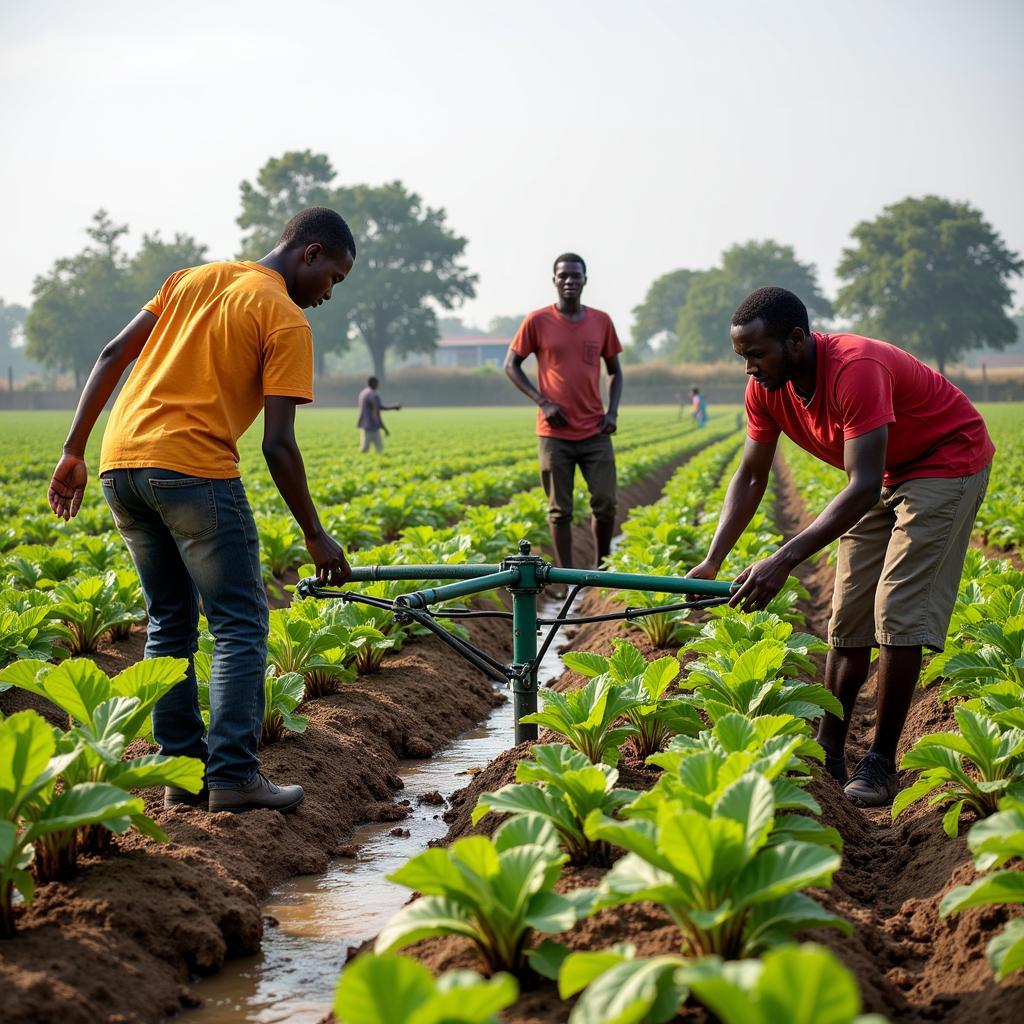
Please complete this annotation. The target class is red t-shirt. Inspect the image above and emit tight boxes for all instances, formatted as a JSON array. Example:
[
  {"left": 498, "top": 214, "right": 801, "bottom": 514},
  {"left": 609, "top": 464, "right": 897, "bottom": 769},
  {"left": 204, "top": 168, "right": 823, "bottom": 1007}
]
[
  {"left": 510, "top": 305, "right": 622, "bottom": 440},
  {"left": 745, "top": 333, "right": 994, "bottom": 487}
]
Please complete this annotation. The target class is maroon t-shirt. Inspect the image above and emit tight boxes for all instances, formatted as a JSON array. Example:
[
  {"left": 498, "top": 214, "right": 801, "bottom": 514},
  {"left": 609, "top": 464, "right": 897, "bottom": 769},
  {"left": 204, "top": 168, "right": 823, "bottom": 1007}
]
[
  {"left": 745, "top": 333, "right": 994, "bottom": 487},
  {"left": 511, "top": 305, "right": 622, "bottom": 441}
]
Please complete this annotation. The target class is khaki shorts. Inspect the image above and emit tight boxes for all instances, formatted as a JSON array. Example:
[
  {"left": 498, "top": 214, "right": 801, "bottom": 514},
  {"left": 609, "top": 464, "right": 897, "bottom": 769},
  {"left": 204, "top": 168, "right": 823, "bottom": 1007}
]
[
  {"left": 538, "top": 433, "right": 617, "bottom": 526},
  {"left": 829, "top": 466, "right": 990, "bottom": 652}
]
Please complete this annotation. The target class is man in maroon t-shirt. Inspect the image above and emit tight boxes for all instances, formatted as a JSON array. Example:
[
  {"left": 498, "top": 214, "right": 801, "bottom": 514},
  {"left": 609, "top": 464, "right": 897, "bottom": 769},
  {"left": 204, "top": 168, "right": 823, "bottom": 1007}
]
[
  {"left": 504, "top": 253, "right": 624, "bottom": 567},
  {"left": 688, "top": 286, "right": 994, "bottom": 806}
]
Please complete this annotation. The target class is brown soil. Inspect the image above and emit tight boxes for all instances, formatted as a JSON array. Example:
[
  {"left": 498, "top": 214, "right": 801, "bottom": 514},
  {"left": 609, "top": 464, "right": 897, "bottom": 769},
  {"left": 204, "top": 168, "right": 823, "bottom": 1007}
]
[
  {"left": 0, "top": 454, "right": 695, "bottom": 1024},
  {"left": 0, "top": 619, "right": 509, "bottom": 1024},
  {"left": 383, "top": 456, "right": 1024, "bottom": 1023}
]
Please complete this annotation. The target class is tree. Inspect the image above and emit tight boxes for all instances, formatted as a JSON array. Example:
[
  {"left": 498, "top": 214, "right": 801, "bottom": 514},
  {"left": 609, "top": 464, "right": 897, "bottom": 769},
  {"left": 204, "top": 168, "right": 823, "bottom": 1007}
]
[
  {"left": 836, "top": 196, "right": 1023, "bottom": 375},
  {"left": 237, "top": 151, "right": 351, "bottom": 376},
  {"left": 335, "top": 181, "right": 477, "bottom": 378},
  {"left": 26, "top": 211, "right": 132, "bottom": 388},
  {"left": 630, "top": 269, "right": 697, "bottom": 357},
  {"left": 237, "top": 153, "right": 476, "bottom": 378},
  {"left": 0, "top": 299, "right": 41, "bottom": 383},
  {"left": 674, "top": 240, "right": 832, "bottom": 363},
  {"left": 24, "top": 213, "right": 208, "bottom": 389}
]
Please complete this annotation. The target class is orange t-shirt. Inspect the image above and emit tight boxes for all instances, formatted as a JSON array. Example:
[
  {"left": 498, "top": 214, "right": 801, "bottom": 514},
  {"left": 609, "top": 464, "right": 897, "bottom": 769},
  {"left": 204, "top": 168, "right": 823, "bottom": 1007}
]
[
  {"left": 510, "top": 305, "right": 622, "bottom": 440},
  {"left": 100, "top": 261, "right": 313, "bottom": 479}
]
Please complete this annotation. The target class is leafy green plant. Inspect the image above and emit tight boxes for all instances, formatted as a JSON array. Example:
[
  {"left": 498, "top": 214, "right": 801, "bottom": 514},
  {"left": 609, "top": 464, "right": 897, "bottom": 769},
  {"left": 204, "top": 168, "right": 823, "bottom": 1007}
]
[
  {"left": 472, "top": 743, "right": 637, "bottom": 866},
  {"left": 586, "top": 772, "right": 847, "bottom": 959},
  {"left": 893, "top": 706, "right": 1024, "bottom": 836},
  {"left": 76, "top": 535, "right": 127, "bottom": 573},
  {"left": 0, "top": 657, "right": 204, "bottom": 858},
  {"left": 635, "top": 714, "right": 840, "bottom": 852},
  {"left": 333, "top": 953, "right": 518, "bottom": 1024},
  {"left": 258, "top": 516, "right": 308, "bottom": 579},
  {"left": 558, "top": 941, "right": 885, "bottom": 1024},
  {"left": 375, "top": 815, "right": 593, "bottom": 974},
  {"left": 0, "top": 710, "right": 144, "bottom": 937},
  {"left": 519, "top": 672, "right": 643, "bottom": 767},
  {"left": 679, "top": 639, "right": 843, "bottom": 724},
  {"left": 262, "top": 670, "right": 309, "bottom": 745},
  {"left": 0, "top": 655, "right": 187, "bottom": 744},
  {"left": 50, "top": 575, "right": 145, "bottom": 653},
  {"left": 682, "top": 612, "right": 827, "bottom": 680},
  {"left": 563, "top": 639, "right": 704, "bottom": 759},
  {"left": 101, "top": 570, "right": 145, "bottom": 640},
  {"left": 940, "top": 797, "right": 1024, "bottom": 980},
  {"left": 3, "top": 545, "right": 77, "bottom": 589},
  {"left": 266, "top": 606, "right": 356, "bottom": 697},
  {"left": 0, "top": 606, "right": 72, "bottom": 667}
]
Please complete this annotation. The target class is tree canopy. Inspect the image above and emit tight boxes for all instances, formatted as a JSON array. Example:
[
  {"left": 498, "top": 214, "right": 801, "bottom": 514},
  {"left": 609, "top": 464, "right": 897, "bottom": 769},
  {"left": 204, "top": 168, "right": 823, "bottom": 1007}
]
[
  {"left": 237, "top": 150, "right": 476, "bottom": 378},
  {"left": 24, "top": 212, "right": 207, "bottom": 387},
  {"left": 0, "top": 299, "right": 40, "bottom": 381},
  {"left": 836, "top": 196, "right": 1023, "bottom": 374},
  {"left": 630, "top": 268, "right": 697, "bottom": 357},
  {"left": 637, "top": 241, "right": 833, "bottom": 363}
]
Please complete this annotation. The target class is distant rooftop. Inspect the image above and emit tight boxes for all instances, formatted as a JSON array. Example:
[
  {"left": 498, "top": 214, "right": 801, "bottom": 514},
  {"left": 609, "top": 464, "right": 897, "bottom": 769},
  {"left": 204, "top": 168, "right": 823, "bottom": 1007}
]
[{"left": 436, "top": 335, "right": 511, "bottom": 349}]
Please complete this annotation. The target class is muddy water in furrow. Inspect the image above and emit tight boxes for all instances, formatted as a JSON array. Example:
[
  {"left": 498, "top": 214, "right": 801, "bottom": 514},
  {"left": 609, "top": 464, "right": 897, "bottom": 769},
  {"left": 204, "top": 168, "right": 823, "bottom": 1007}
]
[{"left": 180, "top": 595, "right": 573, "bottom": 1024}]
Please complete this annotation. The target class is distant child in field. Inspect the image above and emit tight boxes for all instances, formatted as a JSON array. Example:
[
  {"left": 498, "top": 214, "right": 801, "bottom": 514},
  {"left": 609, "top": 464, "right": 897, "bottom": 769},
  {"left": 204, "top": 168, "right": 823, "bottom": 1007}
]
[
  {"left": 46, "top": 207, "right": 356, "bottom": 815},
  {"left": 690, "top": 385, "right": 708, "bottom": 427},
  {"left": 356, "top": 376, "right": 401, "bottom": 453}
]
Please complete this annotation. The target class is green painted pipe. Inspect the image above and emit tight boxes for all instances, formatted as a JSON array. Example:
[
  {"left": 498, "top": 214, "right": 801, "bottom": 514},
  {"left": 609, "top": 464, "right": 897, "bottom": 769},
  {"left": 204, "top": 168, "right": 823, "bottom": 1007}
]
[
  {"left": 546, "top": 567, "right": 733, "bottom": 597},
  {"left": 396, "top": 569, "right": 520, "bottom": 608},
  {"left": 346, "top": 563, "right": 501, "bottom": 582}
]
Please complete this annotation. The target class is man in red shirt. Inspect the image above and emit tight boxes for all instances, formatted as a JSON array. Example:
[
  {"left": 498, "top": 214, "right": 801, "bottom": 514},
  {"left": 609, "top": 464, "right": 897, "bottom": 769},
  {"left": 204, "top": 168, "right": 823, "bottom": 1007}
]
[
  {"left": 504, "top": 253, "right": 624, "bottom": 567},
  {"left": 689, "top": 286, "right": 993, "bottom": 806}
]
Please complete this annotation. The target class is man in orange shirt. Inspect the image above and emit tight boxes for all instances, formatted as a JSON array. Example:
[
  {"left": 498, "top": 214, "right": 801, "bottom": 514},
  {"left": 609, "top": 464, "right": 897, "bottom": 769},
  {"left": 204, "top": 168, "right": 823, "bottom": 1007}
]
[
  {"left": 46, "top": 207, "right": 355, "bottom": 815},
  {"left": 504, "top": 253, "right": 623, "bottom": 568}
]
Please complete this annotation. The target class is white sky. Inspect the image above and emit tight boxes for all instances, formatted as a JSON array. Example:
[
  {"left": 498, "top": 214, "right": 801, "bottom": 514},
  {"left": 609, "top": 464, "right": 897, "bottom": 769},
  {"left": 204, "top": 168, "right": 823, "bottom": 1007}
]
[{"left": 1, "top": 0, "right": 1022, "bottom": 343}]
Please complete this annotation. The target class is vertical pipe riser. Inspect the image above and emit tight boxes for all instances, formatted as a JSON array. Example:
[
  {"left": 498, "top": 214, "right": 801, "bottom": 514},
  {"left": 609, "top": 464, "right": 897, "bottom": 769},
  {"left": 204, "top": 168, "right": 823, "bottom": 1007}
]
[{"left": 511, "top": 564, "right": 539, "bottom": 745}]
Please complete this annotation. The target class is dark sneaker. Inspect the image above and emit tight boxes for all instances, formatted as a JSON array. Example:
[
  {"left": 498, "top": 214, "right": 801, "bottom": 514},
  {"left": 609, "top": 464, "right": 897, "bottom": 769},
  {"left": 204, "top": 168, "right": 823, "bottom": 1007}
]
[
  {"left": 823, "top": 751, "right": 848, "bottom": 784},
  {"left": 208, "top": 773, "right": 305, "bottom": 814},
  {"left": 164, "top": 785, "right": 209, "bottom": 809},
  {"left": 844, "top": 752, "right": 899, "bottom": 807}
]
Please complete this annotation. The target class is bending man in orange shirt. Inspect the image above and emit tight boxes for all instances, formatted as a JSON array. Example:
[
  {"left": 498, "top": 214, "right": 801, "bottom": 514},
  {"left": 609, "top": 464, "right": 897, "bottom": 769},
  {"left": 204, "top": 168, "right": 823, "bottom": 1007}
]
[{"left": 46, "top": 207, "right": 355, "bottom": 814}]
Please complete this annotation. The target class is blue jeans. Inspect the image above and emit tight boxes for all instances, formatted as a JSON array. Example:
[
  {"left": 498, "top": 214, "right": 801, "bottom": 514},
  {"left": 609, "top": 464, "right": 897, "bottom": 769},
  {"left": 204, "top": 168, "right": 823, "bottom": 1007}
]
[{"left": 100, "top": 468, "right": 269, "bottom": 789}]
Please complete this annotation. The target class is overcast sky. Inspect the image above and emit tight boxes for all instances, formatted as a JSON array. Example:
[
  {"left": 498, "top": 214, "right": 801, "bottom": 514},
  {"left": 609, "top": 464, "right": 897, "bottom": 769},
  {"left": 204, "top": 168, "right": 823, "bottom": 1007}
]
[{"left": 1, "top": 0, "right": 1021, "bottom": 343}]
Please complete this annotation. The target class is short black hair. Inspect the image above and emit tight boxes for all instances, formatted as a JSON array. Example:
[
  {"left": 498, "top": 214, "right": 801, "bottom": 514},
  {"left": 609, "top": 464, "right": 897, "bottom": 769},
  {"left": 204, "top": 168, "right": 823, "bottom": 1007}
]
[
  {"left": 553, "top": 252, "right": 587, "bottom": 275},
  {"left": 731, "top": 286, "right": 809, "bottom": 340},
  {"left": 278, "top": 207, "right": 356, "bottom": 260},
  {"left": 367, "top": 376, "right": 379, "bottom": 388}
]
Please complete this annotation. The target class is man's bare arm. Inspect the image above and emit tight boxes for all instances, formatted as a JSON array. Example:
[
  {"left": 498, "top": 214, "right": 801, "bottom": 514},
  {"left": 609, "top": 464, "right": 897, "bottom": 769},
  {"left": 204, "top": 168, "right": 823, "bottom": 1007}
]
[
  {"left": 729, "top": 426, "right": 887, "bottom": 611},
  {"left": 48, "top": 310, "right": 157, "bottom": 519},
  {"left": 263, "top": 396, "right": 350, "bottom": 584},
  {"left": 503, "top": 348, "right": 567, "bottom": 428},
  {"left": 602, "top": 354, "right": 623, "bottom": 433},
  {"left": 688, "top": 436, "right": 777, "bottom": 578}
]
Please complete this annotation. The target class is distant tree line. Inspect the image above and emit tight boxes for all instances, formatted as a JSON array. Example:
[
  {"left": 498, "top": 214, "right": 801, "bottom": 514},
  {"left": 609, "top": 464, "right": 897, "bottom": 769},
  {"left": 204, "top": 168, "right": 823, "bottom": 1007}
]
[
  {"left": 630, "top": 196, "right": 1021, "bottom": 375},
  {"left": 4, "top": 180, "right": 1021, "bottom": 387}
]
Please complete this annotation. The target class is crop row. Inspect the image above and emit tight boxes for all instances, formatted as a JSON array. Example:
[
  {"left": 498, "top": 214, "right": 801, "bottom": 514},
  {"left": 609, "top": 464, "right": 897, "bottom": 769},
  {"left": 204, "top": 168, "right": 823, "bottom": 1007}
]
[{"left": 328, "top": 430, "right": 883, "bottom": 1022}]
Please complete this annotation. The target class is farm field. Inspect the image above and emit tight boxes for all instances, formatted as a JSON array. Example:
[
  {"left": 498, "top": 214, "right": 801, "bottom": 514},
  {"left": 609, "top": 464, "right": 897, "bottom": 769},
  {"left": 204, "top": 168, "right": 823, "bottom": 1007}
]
[{"left": 0, "top": 403, "right": 1022, "bottom": 1024}]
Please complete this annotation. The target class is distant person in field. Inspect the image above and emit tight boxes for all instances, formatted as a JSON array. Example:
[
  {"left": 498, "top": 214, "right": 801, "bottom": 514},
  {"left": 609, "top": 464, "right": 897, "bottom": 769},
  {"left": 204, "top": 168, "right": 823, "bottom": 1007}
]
[
  {"left": 356, "top": 376, "right": 401, "bottom": 453},
  {"left": 691, "top": 385, "right": 708, "bottom": 427},
  {"left": 688, "top": 286, "right": 994, "bottom": 807},
  {"left": 46, "top": 207, "right": 356, "bottom": 815},
  {"left": 504, "top": 253, "right": 623, "bottom": 568}
]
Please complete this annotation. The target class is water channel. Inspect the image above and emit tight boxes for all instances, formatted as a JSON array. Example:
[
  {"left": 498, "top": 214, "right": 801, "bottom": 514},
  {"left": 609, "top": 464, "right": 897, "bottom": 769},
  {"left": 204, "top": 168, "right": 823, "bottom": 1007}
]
[{"left": 180, "top": 595, "right": 573, "bottom": 1023}]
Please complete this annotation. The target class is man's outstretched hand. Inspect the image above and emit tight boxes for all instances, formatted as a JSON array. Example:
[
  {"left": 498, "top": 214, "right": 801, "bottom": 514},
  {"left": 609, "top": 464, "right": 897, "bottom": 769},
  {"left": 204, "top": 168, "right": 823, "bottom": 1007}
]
[
  {"left": 48, "top": 453, "right": 88, "bottom": 521},
  {"left": 727, "top": 551, "right": 796, "bottom": 613},
  {"left": 305, "top": 529, "right": 352, "bottom": 586}
]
